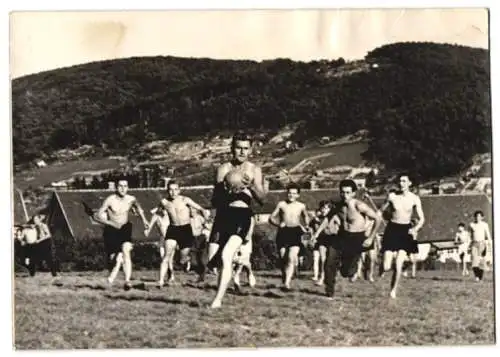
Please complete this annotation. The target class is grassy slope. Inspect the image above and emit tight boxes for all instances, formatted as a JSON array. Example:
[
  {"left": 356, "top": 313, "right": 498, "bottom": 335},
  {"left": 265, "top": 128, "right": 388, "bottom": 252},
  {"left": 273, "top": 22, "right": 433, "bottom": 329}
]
[
  {"left": 14, "top": 269, "right": 494, "bottom": 349},
  {"left": 281, "top": 142, "right": 367, "bottom": 170},
  {"left": 14, "top": 158, "right": 124, "bottom": 191}
]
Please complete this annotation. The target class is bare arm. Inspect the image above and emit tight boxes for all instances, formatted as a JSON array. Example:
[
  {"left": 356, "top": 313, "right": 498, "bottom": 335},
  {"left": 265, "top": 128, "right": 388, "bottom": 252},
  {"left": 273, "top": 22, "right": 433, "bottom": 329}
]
[
  {"left": 300, "top": 205, "right": 310, "bottom": 231},
  {"left": 312, "top": 217, "right": 329, "bottom": 239},
  {"left": 412, "top": 196, "right": 425, "bottom": 232},
  {"left": 131, "top": 197, "right": 149, "bottom": 228},
  {"left": 39, "top": 223, "right": 52, "bottom": 240},
  {"left": 268, "top": 202, "right": 283, "bottom": 227},
  {"left": 246, "top": 166, "right": 267, "bottom": 206},
  {"left": 357, "top": 200, "right": 382, "bottom": 241},
  {"left": 144, "top": 215, "right": 158, "bottom": 237},
  {"left": 93, "top": 196, "right": 116, "bottom": 227},
  {"left": 377, "top": 195, "right": 392, "bottom": 217},
  {"left": 485, "top": 223, "right": 492, "bottom": 253},
  {"left": 185, "top": 197, "right": 209, "bottom": 218}
]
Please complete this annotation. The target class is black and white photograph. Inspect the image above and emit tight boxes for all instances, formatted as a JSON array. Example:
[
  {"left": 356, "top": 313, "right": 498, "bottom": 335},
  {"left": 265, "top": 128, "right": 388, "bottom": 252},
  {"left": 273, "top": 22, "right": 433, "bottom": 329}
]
[{"left": 8, "top": 6, "right": 495, "bottom": 350}]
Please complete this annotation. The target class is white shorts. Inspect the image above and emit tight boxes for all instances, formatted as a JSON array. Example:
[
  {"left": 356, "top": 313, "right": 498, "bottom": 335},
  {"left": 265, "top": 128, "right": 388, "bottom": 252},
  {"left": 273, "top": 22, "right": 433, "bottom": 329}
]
[{"left": 457, "top": 244, "right": 469, "bottom": 256}]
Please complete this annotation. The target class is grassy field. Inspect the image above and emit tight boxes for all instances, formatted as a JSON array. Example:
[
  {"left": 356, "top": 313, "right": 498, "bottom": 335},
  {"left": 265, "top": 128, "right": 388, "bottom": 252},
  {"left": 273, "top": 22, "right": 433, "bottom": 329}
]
[{"left": 14, "top": 268, "right": 495, "bottom": 349}]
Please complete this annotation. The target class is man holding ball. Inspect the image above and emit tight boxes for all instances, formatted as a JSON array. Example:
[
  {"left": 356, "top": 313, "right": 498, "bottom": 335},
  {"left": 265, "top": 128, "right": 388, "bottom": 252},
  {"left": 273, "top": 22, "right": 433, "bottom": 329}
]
[{"left": 206, "top": 131, "right": 268, "bottom": 308}]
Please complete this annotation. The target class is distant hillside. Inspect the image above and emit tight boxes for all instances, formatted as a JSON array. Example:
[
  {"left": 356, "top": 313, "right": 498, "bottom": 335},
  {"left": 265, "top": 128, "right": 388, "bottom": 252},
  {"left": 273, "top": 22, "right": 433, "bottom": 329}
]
[{"left": 12, "top": 42, "right": 491, "bottom": 181}]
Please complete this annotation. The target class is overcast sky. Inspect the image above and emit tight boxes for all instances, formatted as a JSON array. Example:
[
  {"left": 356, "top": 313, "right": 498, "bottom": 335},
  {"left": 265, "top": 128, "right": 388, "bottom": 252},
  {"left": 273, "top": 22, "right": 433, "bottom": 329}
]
[{"left": 10, "top": 8, "right": 488, "bottom": 79}]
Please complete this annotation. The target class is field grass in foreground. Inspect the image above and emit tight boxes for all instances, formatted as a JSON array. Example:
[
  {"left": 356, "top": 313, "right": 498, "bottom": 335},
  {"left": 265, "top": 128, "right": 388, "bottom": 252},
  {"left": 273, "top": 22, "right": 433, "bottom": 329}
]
[{"left": 14, "top": 269, "right": 495, "bottom": 349}]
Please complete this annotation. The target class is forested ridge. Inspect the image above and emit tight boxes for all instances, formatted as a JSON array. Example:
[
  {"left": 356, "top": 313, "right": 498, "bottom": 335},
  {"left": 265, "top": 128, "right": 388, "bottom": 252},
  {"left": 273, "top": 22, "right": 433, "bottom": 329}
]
[{"left": 12, "top": 42, "right": 491, "bottom": 181}]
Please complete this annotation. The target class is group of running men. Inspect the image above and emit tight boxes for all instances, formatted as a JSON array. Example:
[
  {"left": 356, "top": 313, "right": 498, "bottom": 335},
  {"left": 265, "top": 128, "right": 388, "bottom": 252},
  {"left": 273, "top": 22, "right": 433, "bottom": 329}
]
[{"left": 78, "top": 131, "right": 493, "bottom": 308}]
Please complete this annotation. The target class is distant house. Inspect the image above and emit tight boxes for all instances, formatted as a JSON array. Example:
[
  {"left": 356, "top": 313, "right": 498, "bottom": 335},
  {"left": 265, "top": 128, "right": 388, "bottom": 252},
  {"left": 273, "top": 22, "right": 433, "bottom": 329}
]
[
  {"left": 319, "top": 136, "right": 331, "bottom": 144},
  {"left": 35, "top": 159, "right": 47, "bottom": 168}
]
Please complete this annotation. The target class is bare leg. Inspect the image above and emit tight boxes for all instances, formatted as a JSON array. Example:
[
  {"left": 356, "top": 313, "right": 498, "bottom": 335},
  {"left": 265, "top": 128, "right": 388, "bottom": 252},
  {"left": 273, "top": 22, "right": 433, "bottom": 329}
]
[
  {"left": 159, "top": 240, "right": 177, "bottom": 286},
  {"left": 367, "top": 250, "right": 376, "bottom": 282},
  {"left": 210, "top": 235, "right": 243, "bottom": 308},
  {"left": 284, "top": 246, "right": 300, "bottom": 289},
  {"left": 312, "top": 250, "right": 320, "bottom": 281},
  {"left": 122, "top": 242, "right": 134, "bottom": 288},
  {"left": 411, "top": 257, "right": 417, "bottom": 278},
  {"left": 233, "top": 263, "right": 243, "bottom": 289},
  {"left": 246, "top": 264, "right": 256, "bottom": 288},
  {"left": 316, "top": 245, "right": 327, "bottom": 285},
  {"left": 351, "top": 253, "right": 364, "bottom": 282},
  {"left": 390, "top": 250, "right": 407, "bottom": 298},
  {"left": 108, "top": 253, "right": 123, "bottom": 284},
  {"left": 279, "top": 247, "right": 287, "bottom": 284},
  {"left": 383, "top": 251, "right": 395, "bottom": 273},
  {"left": 179, "top": 247, "right": 191, "bottom": 271}
]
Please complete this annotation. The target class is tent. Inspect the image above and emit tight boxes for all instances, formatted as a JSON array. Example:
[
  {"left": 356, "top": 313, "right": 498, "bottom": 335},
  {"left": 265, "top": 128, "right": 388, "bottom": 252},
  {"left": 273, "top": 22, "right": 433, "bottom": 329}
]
[{"left": 12, "top": 188, "right": 29, "bottom": 226}]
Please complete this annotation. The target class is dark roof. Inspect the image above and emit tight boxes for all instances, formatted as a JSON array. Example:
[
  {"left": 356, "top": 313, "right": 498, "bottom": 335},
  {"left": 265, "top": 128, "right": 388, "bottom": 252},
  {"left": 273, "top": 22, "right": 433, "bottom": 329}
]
[
  {"left": 13, "top": 189, "right": 28, "bottom": 225},
  {"left": 53, "top": 189, "right": 492, "bottom": 243}
]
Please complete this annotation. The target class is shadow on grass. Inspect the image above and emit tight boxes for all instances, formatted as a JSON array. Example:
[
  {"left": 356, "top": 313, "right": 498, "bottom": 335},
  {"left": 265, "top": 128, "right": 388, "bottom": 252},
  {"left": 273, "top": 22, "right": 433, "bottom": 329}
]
[
  {"left": 103, "top": 293, "right": 202, "bottom": 308},
  {"left": 419, "top": 276, "right": 472, "bottom": 282},
  {"left": 52, "top": 281, "right": 149, "bottom": 291},
  {"left": 183, "top": 282, "right": 286, "bottom": 299}
]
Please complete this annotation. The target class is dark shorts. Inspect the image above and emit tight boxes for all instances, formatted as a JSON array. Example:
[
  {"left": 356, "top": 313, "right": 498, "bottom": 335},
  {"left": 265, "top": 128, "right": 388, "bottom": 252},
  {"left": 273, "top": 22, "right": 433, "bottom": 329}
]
[
  {"left": 207, "top": 206, "right": 253, "bottom": 269},
  {"left": 381, "top": 222, "right": 418, "bottom": 254},
  {"left": 276, "top": 226, "right": 304, "bottom": 250},
  {"left": 335, "top": 231, "right": 366, "bottom": 255},
  {"left": 314, "top": 233, "right": 329, "bottom": 250},
  {"left": 103, "top": 222, "right": 133, "bottom": 255},
  {"left": 208, "top": 207, "right": 227, "bottom": 244},
  {"left": 166, "top": 224, "right": 194, "bottom": 250}
]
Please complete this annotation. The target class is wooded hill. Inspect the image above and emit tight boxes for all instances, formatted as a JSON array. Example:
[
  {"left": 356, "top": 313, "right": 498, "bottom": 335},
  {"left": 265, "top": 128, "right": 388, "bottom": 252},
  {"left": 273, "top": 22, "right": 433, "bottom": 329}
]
[{"left": 12, "top": 42, "right": 491, "bottom": 181}]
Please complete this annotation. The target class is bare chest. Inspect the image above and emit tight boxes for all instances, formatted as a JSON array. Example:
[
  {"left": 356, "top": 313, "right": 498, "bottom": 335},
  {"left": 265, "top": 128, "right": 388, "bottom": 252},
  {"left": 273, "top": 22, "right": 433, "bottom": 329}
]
[{"left": 108, "top": 196, "right": 134, "bottom": 214}]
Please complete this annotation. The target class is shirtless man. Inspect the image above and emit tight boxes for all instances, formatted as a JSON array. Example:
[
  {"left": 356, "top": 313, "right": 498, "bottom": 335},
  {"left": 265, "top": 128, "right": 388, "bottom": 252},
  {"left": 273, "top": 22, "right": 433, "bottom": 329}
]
[
  {"left": 94, "top": 179, "right": 149, "bottom": 290},
  {"left": 311, "top": 201, "right": 340, "bottom": 286},
  {"left": 269, "top": 183, "right": 310, "bottom": 290},
  {"left": 17, "top": 215, "right": 58, "bottom": 277},
  {"left": 323, "top": 180, "right": 382, "bottom": 299},
  {"left": 145, "top": 205, "right": 170, "bottom": 259},
  {"left": 454, "top": 222, "right": 471, "bottom": 276},
  {"left": 310, "top": 201, "right": 332, "bottom": 282},
  {"left": 207, "top": 132, "right": 267, "bottom": 308},
  {"left": 158, "top": 180, "right": 209, "bottom": 287},
  {"left": 469, "top": 211, "right": 491, "bottom": 282},
  {"left": 378, "top": 174, "right": 425, "bottom": 298}
]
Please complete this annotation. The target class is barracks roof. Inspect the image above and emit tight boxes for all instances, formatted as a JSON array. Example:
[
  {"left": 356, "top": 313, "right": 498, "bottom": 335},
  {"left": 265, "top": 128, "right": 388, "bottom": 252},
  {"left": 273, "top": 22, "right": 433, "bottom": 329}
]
[{"left": 52, "top": 188, "right": 492, "bottom": 243}]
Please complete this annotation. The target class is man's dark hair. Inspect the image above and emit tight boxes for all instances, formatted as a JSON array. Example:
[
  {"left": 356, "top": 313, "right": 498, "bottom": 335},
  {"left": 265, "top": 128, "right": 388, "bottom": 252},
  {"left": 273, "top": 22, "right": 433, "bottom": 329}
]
[
  {"left": 287, "top": 182, "right": 301, "bottom": 194},
  {"left": 318, "top": 200, "right": 328, "bottom": 208},
  {"left": 474, "top": 210, "right": 484, "bottom": 218},
  {"left": 167, "top": 180, "right": 179, "bottom": 188},
  {"left": 398, "top": 173, "right": 412, "bottom": 181},
  {"left": 231, "top": 131, "right": 253, "bottom": 148},
  {"left": 339, "top": 179, "right": 358, "bottom": 192},
  {"left": 458, "top": 222, "right": 466, "bottom": 228}
]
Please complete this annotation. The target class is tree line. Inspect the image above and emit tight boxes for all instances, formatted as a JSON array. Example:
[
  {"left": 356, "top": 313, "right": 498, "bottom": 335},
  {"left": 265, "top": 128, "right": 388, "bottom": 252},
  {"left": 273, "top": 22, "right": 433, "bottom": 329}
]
[{"left": 12, "top": 42, "right": 490, "bottom": 181}]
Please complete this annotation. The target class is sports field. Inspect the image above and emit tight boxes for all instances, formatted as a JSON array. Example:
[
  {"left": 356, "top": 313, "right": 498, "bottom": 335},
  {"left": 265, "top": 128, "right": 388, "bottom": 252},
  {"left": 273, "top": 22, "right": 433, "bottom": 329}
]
[{"left": 13, "top": 269, "right": 495, "bottom": 349}]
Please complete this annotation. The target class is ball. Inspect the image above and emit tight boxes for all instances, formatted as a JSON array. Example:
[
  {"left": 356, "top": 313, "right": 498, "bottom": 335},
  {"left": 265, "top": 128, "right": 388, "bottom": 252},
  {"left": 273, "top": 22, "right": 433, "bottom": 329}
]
[{"left": 224, "top": 170, "right": 246, "bottom": 192}]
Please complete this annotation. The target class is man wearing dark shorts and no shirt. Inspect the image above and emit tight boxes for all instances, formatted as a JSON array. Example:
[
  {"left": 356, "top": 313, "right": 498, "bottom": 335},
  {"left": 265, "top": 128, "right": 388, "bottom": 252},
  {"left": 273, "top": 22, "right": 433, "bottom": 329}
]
[
  {"left": 323, "top": 180, "right": 382, "bottom": 299},
  {"left": 206, "top": 131, "right": 267, "bottom": 308},
  {"left": 94, "top": 179, "right": 149, "bottom": 290},
  {"left": 378, "top": 173, "right": 425, "bottom": 298}
]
